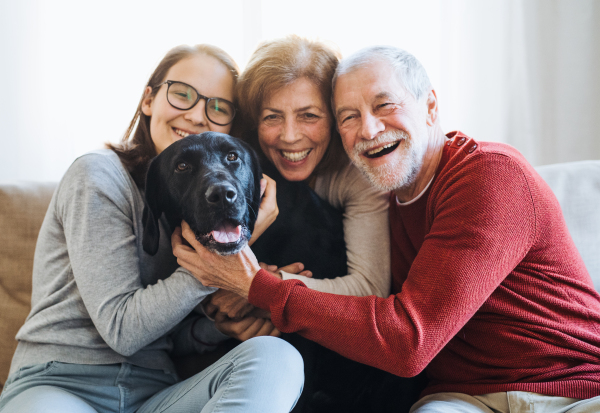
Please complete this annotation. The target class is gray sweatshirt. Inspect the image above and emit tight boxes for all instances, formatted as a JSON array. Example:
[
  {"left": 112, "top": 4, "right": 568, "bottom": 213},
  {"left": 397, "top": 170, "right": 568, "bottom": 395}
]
[{"left": 10, "top": 150, "right": 226, "bottom": 376}]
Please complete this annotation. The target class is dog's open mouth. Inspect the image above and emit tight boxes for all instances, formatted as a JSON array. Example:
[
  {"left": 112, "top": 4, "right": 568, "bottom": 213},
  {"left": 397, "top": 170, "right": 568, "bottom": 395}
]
[
  {"left": 363, "top": 141, "right": 401, "bottom": 159},
  {"left": 194, "top": 218, "right": 250, "bottom": 255},
  {"left": 211, "top": 220, "right": 242, "bottom": 244}
]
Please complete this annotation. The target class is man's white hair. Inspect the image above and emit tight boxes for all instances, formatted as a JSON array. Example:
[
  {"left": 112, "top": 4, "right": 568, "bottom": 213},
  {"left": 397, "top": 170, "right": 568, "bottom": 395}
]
[{"left": 332, "top": 45, "right": 431, "bottom": 101}]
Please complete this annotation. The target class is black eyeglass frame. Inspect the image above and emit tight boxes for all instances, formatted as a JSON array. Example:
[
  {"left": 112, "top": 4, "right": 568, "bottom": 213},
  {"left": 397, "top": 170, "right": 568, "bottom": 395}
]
[{"left": 152, "top": 80, "right": 237, "bottom": 126}]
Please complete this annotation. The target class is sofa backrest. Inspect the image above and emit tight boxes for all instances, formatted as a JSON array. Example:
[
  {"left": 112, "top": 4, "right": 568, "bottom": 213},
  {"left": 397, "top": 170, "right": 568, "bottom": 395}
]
[
  {"left": 536, "top": 160, "right": 600, "bottom": 290},
  {"left": 0, "top": 182, "right": 56, "bottom": 389}
]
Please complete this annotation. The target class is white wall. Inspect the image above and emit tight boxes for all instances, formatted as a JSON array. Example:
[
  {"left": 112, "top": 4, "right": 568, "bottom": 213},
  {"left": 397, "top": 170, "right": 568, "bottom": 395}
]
[{"left": 1, "top": 0, "right": 598, "bottom": 182}]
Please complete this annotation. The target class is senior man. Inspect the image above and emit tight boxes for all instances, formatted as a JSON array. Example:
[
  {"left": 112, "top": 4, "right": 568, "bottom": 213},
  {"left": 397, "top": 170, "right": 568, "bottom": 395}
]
[{"left": 173, "top": 46, "right": 600, "bottom": 412}]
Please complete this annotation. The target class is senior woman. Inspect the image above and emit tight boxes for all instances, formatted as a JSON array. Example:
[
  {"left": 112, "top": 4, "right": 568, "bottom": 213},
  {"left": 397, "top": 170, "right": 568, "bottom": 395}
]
[
  {"left": 239, "top": 35, "right": 391, "bottom": 297},
  {"left": 177, "top": 36, "right": 397, "bottom": 412}
]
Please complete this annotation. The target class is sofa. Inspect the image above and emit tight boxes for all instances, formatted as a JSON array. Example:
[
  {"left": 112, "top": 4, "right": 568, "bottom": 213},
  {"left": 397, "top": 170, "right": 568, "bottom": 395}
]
[{"left": 1, "top": 160, "right": 599, "bottom": 391}]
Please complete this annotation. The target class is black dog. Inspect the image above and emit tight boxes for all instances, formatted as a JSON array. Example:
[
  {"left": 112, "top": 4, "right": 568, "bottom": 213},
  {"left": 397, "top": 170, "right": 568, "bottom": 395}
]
[{"left": 142, "top": 132, "right": 262, "bottom": 257}]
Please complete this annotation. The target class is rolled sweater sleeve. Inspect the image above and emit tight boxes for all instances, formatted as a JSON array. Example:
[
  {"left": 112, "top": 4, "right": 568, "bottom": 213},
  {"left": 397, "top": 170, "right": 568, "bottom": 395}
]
[
  {"left": 281, "top": 163, "right": 391, "bottom": 298},
  {"left": 250, "top": 152, "right": 536, "bottom": 377},
  {"left": 57, "top": 153, "right": 215, "bottom": 357}
]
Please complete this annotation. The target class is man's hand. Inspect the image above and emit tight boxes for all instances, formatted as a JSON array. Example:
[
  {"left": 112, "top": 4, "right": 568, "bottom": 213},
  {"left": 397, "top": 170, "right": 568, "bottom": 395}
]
[
  {"left": 214, "top": 311, "right": 280, "bottom": 341},
  {"left": 172, "top": 222, "right": 261, "bottom": 297},
  {"left": 204, "top": 289, "right": 255, "bottom": 320},
  {"left": 249, "top": 174, "right": 278, "bottom": 246}
]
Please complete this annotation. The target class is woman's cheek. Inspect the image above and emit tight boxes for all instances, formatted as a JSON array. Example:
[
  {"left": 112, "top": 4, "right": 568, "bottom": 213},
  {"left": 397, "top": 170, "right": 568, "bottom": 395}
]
[
  {"left": 258, "top": 125, "right": 279, "bottom": 162},
  {"left": 308, "top": 121, "right": 331, "bottom": 148}
]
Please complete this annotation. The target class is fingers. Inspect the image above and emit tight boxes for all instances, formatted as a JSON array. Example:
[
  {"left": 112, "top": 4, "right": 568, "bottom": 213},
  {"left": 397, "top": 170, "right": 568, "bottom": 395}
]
[
  {"left": 181, "top": 221, "right": 202, "bottom": 250},
  {"left": 204, "top": 302, "right": 218, "bottom": 318},
  {"left": 216, "top": 315, "right": 262, "bottom": 341},
  {"left": 221, "top": 297, "right": 253, "bottom": 319},
  {"left": 215, "top": 313, "right": 256, "bottom": 339},
  {"left": 277, "top": 262, "right": 305, "bottom": 274},
  {"left": 249, "top": 307, "right": 271, "bottom": 319},
  {"left": 259, "top": 262, "right": 278, "bottom": 272},
  {"left": 261, "top": 174, "right": 277, "bottom": 205},
  {"left": 249, "top": 176, "right": 279, "bottom": 246},
  {"left": 208, "top": 289, "right": 253, "bottom": 319},
  {"left": 274, "top": 262, "right": 313, "bottom": 278},
  {"left": 260, "top": 178, "right": 267, "bottom": 198},
  {"left": 239, "top": 318, "right": 267, "bottom": 341},
  {"left": 230, "top": 301, "right": 255, "bottom": 319},
  {"left": 214, "top": 312, "right": 278, "bottom": 341},
  {"left": 172, "top": 224, "right": 202, "bottom": 265},
  {"left": 254, "top": 319, "right": 278, "bottom": 338},
  {"left": 175, "top": 222, "right": 260, "bottom": 296},
  {"left": 171, "top": 226, "right": 183, "bottom": 247},
  {"left": 171, "top": 226, "right": 193, "bottom": 254}
]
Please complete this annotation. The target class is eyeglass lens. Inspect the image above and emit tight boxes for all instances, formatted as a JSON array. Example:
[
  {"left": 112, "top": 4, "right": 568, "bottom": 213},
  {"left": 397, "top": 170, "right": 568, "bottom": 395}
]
[{"left": 166, "top": 81, "right": 235, "bottom": 125}]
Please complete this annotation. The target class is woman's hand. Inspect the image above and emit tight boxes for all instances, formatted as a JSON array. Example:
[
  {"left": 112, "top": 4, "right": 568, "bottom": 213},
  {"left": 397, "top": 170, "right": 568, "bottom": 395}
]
[
  {"left": 258, "top": 262, "right": 313, "bottom": 279},
  {"left": 172, "top": 222, "right": 261, "bottom": 298},
  {"left": 204, "top": 289, "right": 255, "bottom": 320},
  {"left": 214, "top": 311, "right": 280, "bottom": 341},
  {"left": 248, "top": 174, "right": 278, "bottom": 246}
]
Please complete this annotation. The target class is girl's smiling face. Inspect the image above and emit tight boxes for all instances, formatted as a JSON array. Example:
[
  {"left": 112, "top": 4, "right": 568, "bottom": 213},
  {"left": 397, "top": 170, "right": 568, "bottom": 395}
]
[
  {"left": 257, "top": 77, "right": 332, "bottom": 182},
  {"left": 142, "top": 54, "right": 235, "bottom": 155}
]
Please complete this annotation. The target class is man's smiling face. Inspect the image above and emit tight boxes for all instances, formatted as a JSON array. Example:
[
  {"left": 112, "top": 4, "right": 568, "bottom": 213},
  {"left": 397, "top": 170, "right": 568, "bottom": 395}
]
[{"left": 334, "top": 61, "right": 431, "bottom": 192}]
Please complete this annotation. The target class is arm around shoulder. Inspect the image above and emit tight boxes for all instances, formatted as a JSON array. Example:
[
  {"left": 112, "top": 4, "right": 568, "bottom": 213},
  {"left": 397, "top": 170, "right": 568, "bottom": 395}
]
[{"left": 55, "top": 152, "right": 214, "bottom": 356}]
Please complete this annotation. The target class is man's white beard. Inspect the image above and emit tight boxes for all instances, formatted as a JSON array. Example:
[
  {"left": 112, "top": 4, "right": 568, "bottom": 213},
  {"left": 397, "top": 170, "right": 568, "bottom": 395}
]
[{"left": 347, "top": 130, "right": 425, "bottom": 192}]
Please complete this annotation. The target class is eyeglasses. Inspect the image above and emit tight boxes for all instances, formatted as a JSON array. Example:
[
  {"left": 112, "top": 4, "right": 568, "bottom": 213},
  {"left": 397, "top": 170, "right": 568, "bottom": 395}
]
[{"left": 153, "top": 80, "right": 236, "bottom": 126}]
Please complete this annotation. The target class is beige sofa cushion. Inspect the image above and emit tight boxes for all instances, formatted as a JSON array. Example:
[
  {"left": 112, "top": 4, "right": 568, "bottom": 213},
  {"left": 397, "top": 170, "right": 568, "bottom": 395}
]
[{"left": 0, "top": 182, "right": 56, "bottom": 389}]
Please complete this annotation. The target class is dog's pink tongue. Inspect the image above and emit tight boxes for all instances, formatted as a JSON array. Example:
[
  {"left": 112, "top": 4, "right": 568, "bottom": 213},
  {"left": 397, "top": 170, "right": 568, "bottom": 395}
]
[{"left": 211, "top": 223, "right": 242, "bottom": 244}]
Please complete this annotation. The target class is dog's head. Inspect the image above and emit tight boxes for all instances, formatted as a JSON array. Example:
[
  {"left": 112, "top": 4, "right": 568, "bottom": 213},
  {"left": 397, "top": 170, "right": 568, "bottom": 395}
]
[{"left": 142, "top": 132, "right": 262, "bottom": 256}]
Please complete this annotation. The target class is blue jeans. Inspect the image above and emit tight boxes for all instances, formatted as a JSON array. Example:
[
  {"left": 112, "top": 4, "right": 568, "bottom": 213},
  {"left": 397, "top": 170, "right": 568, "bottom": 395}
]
[{"left": 0, "top": 336, "right": 304, "bottom": 413}]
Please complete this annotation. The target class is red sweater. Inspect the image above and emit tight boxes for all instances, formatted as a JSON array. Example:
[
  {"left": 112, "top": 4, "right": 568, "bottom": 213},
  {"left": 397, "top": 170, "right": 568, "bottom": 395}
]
[{"left": 249, "top": 131, "right": 600, "bottom": 398}]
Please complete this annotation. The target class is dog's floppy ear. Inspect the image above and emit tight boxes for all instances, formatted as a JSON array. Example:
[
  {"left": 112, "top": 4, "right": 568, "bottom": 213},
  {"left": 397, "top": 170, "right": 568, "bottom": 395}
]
[{"left": 142, "top": 156, "right": 163, "bottom": 256}]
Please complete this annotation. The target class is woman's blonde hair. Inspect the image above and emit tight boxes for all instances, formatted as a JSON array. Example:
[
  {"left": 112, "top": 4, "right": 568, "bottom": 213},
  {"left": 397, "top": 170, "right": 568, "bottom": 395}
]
[
  {"left": 237, "top": 35, "right": 347, "bottom": 175},
  {"left": 107, "top": 44, "right": 240, "bottom": 187}
]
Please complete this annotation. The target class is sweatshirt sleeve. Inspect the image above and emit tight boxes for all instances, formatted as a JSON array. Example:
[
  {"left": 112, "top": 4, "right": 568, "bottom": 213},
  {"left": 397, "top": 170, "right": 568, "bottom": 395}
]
[
  {"left": 56, "top": 153, "right": 216, "bottom": 357},
  {"left": 249, "top": 152, "right": 536, "bottom": 377},
  {"left": 281, "top": 164, "right": 391, "bottom": 298}
]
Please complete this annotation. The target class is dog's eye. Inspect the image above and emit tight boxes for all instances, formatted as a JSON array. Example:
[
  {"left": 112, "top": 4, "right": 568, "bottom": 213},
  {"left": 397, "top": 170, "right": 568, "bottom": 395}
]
[
  {"left": 226, "top": 152, "right": 238, "bottom": 162},
  {"left": 176, "top": 162, "right": 190, "bottom": 172}
]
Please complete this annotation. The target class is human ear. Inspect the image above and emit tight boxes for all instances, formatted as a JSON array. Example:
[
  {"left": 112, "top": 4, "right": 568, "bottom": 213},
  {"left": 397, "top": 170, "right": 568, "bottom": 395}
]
[
  {"left": 425, "top": 89, "right": 438, "bottom": 126},
  {"left": 141, "top": 86, "right": 154, "bottom": 117}
]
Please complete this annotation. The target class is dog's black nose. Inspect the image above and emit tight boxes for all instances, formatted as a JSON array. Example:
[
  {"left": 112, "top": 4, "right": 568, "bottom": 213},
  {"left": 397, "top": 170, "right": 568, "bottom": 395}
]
[{"left": 206, "top": 183, "right": 238, "bottom": 206}]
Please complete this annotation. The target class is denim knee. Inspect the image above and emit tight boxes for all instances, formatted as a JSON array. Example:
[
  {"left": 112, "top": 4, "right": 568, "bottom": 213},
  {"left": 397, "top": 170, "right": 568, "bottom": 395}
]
[{"left": 238, "top": 336, "right": 304, "bottom": 384}]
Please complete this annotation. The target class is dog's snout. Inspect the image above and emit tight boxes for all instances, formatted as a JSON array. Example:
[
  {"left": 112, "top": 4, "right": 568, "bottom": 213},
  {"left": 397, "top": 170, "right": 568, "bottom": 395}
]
[{"left": 206, "top": 183, "right": 238, "bottom": 206}]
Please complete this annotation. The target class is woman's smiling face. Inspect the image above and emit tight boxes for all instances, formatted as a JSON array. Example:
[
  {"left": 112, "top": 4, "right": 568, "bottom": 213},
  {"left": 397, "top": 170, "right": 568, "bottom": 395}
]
[
  {"left": 257, "top": 77, "right": 332, "bottom": 181},
  {"left": 142, "top": 54, "right": 235, "bottom": 155}
]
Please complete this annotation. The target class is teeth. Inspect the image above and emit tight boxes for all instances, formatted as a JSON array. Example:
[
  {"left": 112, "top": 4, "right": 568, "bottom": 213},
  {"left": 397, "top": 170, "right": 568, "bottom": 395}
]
[
  {"left": 174, "top": 128, "right": 190, "bottom": 138},
  {"left": 367, "top": 142, "right": 398, "bottom": 156},
  {"left": 281, "top": 149, "right": 311, "bottom": 162}
]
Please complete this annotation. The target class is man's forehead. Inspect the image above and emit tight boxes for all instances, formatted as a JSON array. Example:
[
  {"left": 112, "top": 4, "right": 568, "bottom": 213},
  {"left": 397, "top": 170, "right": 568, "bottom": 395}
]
[{"left": 334, "top": 63, "right": 406, "bottom": 106}]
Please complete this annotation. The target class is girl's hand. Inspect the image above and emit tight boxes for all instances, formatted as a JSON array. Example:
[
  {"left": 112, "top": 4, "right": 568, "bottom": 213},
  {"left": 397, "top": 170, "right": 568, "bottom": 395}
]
[
  {"left": 214, "top": 311, "right": 280, "bottom": 341},
  {"left": 204, "top": 289, "right": 255, "bottom": 320},
  {"left": 248, "top": 174, "right": 278, "bottom": 246},
  {"left": 172, "top": 222, "right": 261, "bottom": 297}
]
